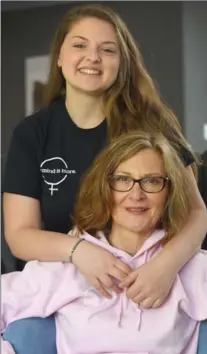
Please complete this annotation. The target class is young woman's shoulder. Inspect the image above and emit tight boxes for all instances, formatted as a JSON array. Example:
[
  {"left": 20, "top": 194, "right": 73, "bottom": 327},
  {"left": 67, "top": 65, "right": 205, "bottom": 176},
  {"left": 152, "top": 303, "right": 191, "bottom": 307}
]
[
  {"left": 2, "top": 99, "right": 64, "bottom": 199},
  {"left": 14, "top": 98, "right": 63, "bottom": 141}
]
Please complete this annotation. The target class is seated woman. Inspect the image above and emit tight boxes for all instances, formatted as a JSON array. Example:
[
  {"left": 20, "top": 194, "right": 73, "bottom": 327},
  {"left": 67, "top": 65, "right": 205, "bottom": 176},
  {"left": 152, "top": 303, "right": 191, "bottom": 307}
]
[{"left": 1, "top": 131, "right": 207, "bottom": 354}]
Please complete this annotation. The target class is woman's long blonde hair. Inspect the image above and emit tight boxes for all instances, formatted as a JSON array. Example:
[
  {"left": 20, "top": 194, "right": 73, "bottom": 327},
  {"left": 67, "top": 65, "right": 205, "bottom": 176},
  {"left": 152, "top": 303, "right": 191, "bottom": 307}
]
[
  {"left": 44, "top": 3, "right": 197, "bottom": 164},
  {"left": 74, "top": 131, "right": 194, "bottom": 241}
]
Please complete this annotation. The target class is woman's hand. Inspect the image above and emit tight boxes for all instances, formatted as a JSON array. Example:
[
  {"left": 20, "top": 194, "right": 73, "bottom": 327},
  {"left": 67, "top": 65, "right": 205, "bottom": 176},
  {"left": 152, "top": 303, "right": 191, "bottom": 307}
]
[
  {"left": 119, "top": 255, "right": 177, "bottom": 309},
  {"left": 72, "top": 240, "right": 132, "bottom": 298}
]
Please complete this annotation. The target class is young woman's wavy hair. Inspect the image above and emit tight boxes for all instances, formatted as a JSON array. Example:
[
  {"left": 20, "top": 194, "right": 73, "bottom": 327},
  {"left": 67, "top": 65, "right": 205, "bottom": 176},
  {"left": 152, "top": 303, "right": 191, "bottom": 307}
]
[
  {"left": 44, "top": 3, "right": 197, "bottom": 166},
  {"left": 74, "top": 131, "right": 195, "bottom": 241}
]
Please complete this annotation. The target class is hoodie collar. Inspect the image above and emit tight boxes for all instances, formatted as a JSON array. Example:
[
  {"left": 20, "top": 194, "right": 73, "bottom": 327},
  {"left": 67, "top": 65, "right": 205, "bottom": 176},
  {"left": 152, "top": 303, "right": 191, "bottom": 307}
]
[{"left": 81, "top": 229, "right": 165, "bottom": 261}]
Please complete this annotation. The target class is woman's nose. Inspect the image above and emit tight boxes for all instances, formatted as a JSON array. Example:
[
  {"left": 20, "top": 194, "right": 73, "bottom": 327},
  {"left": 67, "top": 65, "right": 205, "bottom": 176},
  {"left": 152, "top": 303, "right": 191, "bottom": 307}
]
[
  {"left": 129, "top": 182, "right": 145, "bottom": 200},
  {"left": 86, "top": 47, "right": 101, "bottom": 62}
]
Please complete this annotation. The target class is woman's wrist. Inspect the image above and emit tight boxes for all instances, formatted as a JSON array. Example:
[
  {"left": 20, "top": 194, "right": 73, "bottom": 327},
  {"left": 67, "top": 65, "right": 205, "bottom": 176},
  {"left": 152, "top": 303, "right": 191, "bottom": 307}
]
[
  {"left": 152, "top": 245, "right": 180, "bottom": 276},
  {"left": 60, "top": 234, "right": 79, "bottom": 262},
  {"left": 69, "top": 238, "right": 85, "bottom": 263}
]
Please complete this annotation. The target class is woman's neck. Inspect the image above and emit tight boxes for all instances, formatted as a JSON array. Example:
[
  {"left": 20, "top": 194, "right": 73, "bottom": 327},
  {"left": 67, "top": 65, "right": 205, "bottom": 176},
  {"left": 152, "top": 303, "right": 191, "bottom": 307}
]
[
  {"left": 65, "top": 87, "right": 105, "bottom": 129},
  {"left": 108, "top": 225, "right": 151, "bottom": 256}
]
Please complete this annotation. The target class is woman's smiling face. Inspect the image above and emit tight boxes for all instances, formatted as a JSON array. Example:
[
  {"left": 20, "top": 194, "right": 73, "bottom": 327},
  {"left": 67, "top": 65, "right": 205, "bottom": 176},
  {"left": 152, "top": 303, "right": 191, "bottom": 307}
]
[
  {"left": 57, "top": 17, "right": 120, "bottom": 95},
  {"left": 110, "top": 148, "right": 169, "bottom": 238}
]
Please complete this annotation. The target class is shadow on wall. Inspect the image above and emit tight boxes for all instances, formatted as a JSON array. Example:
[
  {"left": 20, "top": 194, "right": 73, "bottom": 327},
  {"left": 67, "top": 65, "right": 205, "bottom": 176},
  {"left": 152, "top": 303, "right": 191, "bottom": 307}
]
[
  {"left": 33, "top": 81, "right": 47, "bottom": 113},
  {"left": 1, "top": 155, "right": 18, "bottom": 274},
  {"left": 1, "top": 195, "right": 17, "bottom": 274}
]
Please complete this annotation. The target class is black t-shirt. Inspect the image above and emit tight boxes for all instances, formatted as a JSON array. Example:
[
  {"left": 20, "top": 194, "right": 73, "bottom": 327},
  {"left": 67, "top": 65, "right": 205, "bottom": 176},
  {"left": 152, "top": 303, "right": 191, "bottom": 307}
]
[
  {"left": 3, "top": 97, "right": 195, "bottom": 234},
  {"left": 3, "top": 98, "right": 107, "bottom": 233}
]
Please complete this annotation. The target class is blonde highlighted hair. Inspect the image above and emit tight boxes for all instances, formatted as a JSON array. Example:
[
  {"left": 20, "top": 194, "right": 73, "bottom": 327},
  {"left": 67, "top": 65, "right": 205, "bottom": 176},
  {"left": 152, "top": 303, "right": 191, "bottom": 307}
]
[{"left": 74, "top": 131, "right": 195, "bottom": 241}]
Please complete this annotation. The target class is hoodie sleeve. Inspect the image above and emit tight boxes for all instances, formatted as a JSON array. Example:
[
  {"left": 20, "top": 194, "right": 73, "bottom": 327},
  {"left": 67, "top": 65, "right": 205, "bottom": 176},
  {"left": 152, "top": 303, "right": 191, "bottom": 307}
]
[
  {"left": 1, "top": 261, "right": 80, "bottom": 334},
  {"left": 179, "top": 250, "right": 207, "bottom": 320}
]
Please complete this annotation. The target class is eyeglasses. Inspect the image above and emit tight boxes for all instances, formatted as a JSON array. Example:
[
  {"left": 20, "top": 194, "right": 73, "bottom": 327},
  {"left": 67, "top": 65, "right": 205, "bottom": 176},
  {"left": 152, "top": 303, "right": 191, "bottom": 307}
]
[{"left": 109, "top": 175, "right": 169, "bottom": 193}]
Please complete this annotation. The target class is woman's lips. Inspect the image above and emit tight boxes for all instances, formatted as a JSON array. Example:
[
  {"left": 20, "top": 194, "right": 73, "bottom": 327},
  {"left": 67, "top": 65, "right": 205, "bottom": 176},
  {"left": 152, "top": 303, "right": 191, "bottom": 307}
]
[
  {"left": 78, "top": 68, "right": 102, "bottom": 75},
  {"left": 126, "top": 207, "right": 149, "bottom": 215}
]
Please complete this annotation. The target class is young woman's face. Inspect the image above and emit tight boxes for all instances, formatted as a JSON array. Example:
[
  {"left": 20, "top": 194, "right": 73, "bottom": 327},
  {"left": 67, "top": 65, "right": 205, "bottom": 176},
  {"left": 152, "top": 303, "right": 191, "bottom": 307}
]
[
  {"left": 110, "top": 149, "right": 169, "bottom": 238},
  {"left": 58, "top": 17, "right": 120, "bottom": 95}
]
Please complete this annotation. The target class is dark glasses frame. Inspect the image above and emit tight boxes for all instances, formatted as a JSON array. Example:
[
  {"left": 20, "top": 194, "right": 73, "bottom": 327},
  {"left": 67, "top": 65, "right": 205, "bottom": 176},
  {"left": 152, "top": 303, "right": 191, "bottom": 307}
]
[{"left": 109, "top": 175, "right": 170, "bottom": 193}]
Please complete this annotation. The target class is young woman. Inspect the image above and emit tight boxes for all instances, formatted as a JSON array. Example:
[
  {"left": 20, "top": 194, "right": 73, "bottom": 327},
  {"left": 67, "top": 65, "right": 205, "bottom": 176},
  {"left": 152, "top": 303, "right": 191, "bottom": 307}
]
[
  {"left": 2, "top": 131, "right": 207, "bottom": 354},
  {"left": 2, "top": 3, "right": 207, "bottom": 353}
]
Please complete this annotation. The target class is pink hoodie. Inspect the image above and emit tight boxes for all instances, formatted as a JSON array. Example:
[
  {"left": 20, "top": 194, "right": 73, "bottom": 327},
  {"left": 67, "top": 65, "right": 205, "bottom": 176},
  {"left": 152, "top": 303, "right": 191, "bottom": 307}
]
[{"left": 1, "top": 230, "right": 207, "bottom": 354}]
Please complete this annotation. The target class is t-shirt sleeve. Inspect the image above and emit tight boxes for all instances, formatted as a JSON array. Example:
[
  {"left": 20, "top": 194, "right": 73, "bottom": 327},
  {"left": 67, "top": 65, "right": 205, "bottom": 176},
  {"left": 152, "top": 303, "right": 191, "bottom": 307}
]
[
  {"left": 167, "top": 131, "right": 196, "bottom": 167},
  {"left": 179, "top": 145, "right": 196, "bottom": 167},
  {"left": 2, "top": 120, "right": 42, "bottom": 199}
]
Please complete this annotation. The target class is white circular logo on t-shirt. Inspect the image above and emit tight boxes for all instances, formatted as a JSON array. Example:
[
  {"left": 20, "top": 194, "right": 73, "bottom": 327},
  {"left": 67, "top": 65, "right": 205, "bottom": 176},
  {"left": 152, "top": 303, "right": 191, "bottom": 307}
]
[{"left": 40, "top": 157, "right": 77, "bottom": 195}]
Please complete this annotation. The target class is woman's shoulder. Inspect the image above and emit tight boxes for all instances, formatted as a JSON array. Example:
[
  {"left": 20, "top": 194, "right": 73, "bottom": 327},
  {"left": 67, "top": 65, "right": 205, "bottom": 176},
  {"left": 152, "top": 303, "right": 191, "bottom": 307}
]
[
  {"left": 14, "top": 99, "right": 63, "bottom": 138},
  {"left": 191, "top": 249, "right": 207, "bottom": 263},
  {"left": 179, "top": 249, "right": 207, "bottom": 282},
  {"left": 176, "top": 250, "right": 207, "bottom": 320}
]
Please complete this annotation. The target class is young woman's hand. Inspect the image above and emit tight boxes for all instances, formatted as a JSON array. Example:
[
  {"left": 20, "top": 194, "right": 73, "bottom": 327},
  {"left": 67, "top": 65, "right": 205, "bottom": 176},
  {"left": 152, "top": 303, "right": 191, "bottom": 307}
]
[
  {"left": 72, "top": 240, "right": 132, "bottom": 298},
  {"left": 119, "top": 255, "right": 176, "bottom": 309}
]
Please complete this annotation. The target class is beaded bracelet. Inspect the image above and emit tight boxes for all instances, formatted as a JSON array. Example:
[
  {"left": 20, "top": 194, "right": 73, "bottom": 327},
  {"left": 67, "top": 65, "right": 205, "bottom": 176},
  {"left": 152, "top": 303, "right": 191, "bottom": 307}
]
[{"left": 69, "top": 238, "right": 85, "bottom": 263}]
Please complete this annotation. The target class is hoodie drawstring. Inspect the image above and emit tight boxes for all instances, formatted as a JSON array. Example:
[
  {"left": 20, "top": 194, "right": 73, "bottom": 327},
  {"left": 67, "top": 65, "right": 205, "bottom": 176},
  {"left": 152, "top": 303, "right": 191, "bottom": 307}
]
[{"left": 117, "top": 250, "right": 149, "bottom": 331}]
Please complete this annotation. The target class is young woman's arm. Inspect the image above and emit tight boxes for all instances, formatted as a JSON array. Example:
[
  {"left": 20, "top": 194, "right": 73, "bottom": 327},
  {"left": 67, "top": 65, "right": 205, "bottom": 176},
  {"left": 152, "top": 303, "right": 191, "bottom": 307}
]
[
  {"left": 3, "top": 193, "right": 79, "bottom": 262},
  {"left": 120, "top": 166, "right": 207, "bottom": 308},
  {"left": 158, "top": 166, "right": 207, "bottom": 267},
  {"left": 3, "top": 193, "right": 131, "bottom": 297}
]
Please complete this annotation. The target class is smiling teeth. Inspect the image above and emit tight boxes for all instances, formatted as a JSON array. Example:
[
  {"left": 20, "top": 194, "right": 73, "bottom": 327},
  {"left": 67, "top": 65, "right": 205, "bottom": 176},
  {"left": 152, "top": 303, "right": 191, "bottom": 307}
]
[{"left": 79, "top": 68, "right": 101, "bottom": 75}]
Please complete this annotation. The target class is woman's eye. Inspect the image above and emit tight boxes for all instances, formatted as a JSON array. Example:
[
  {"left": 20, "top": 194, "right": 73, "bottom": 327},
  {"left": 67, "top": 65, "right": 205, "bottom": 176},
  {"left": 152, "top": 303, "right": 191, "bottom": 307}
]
[
  {"left": 116, "top": 176, "right": 131, "bottom": 182},
  {"left": 102, "top": 48, "right": 115, "bottom": 54},
  {"left": 145, "top": 177, "right": 160, "bottom": 184},
  {"left": 73, "top": 43, "right": 86, "bottom": 49}
]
